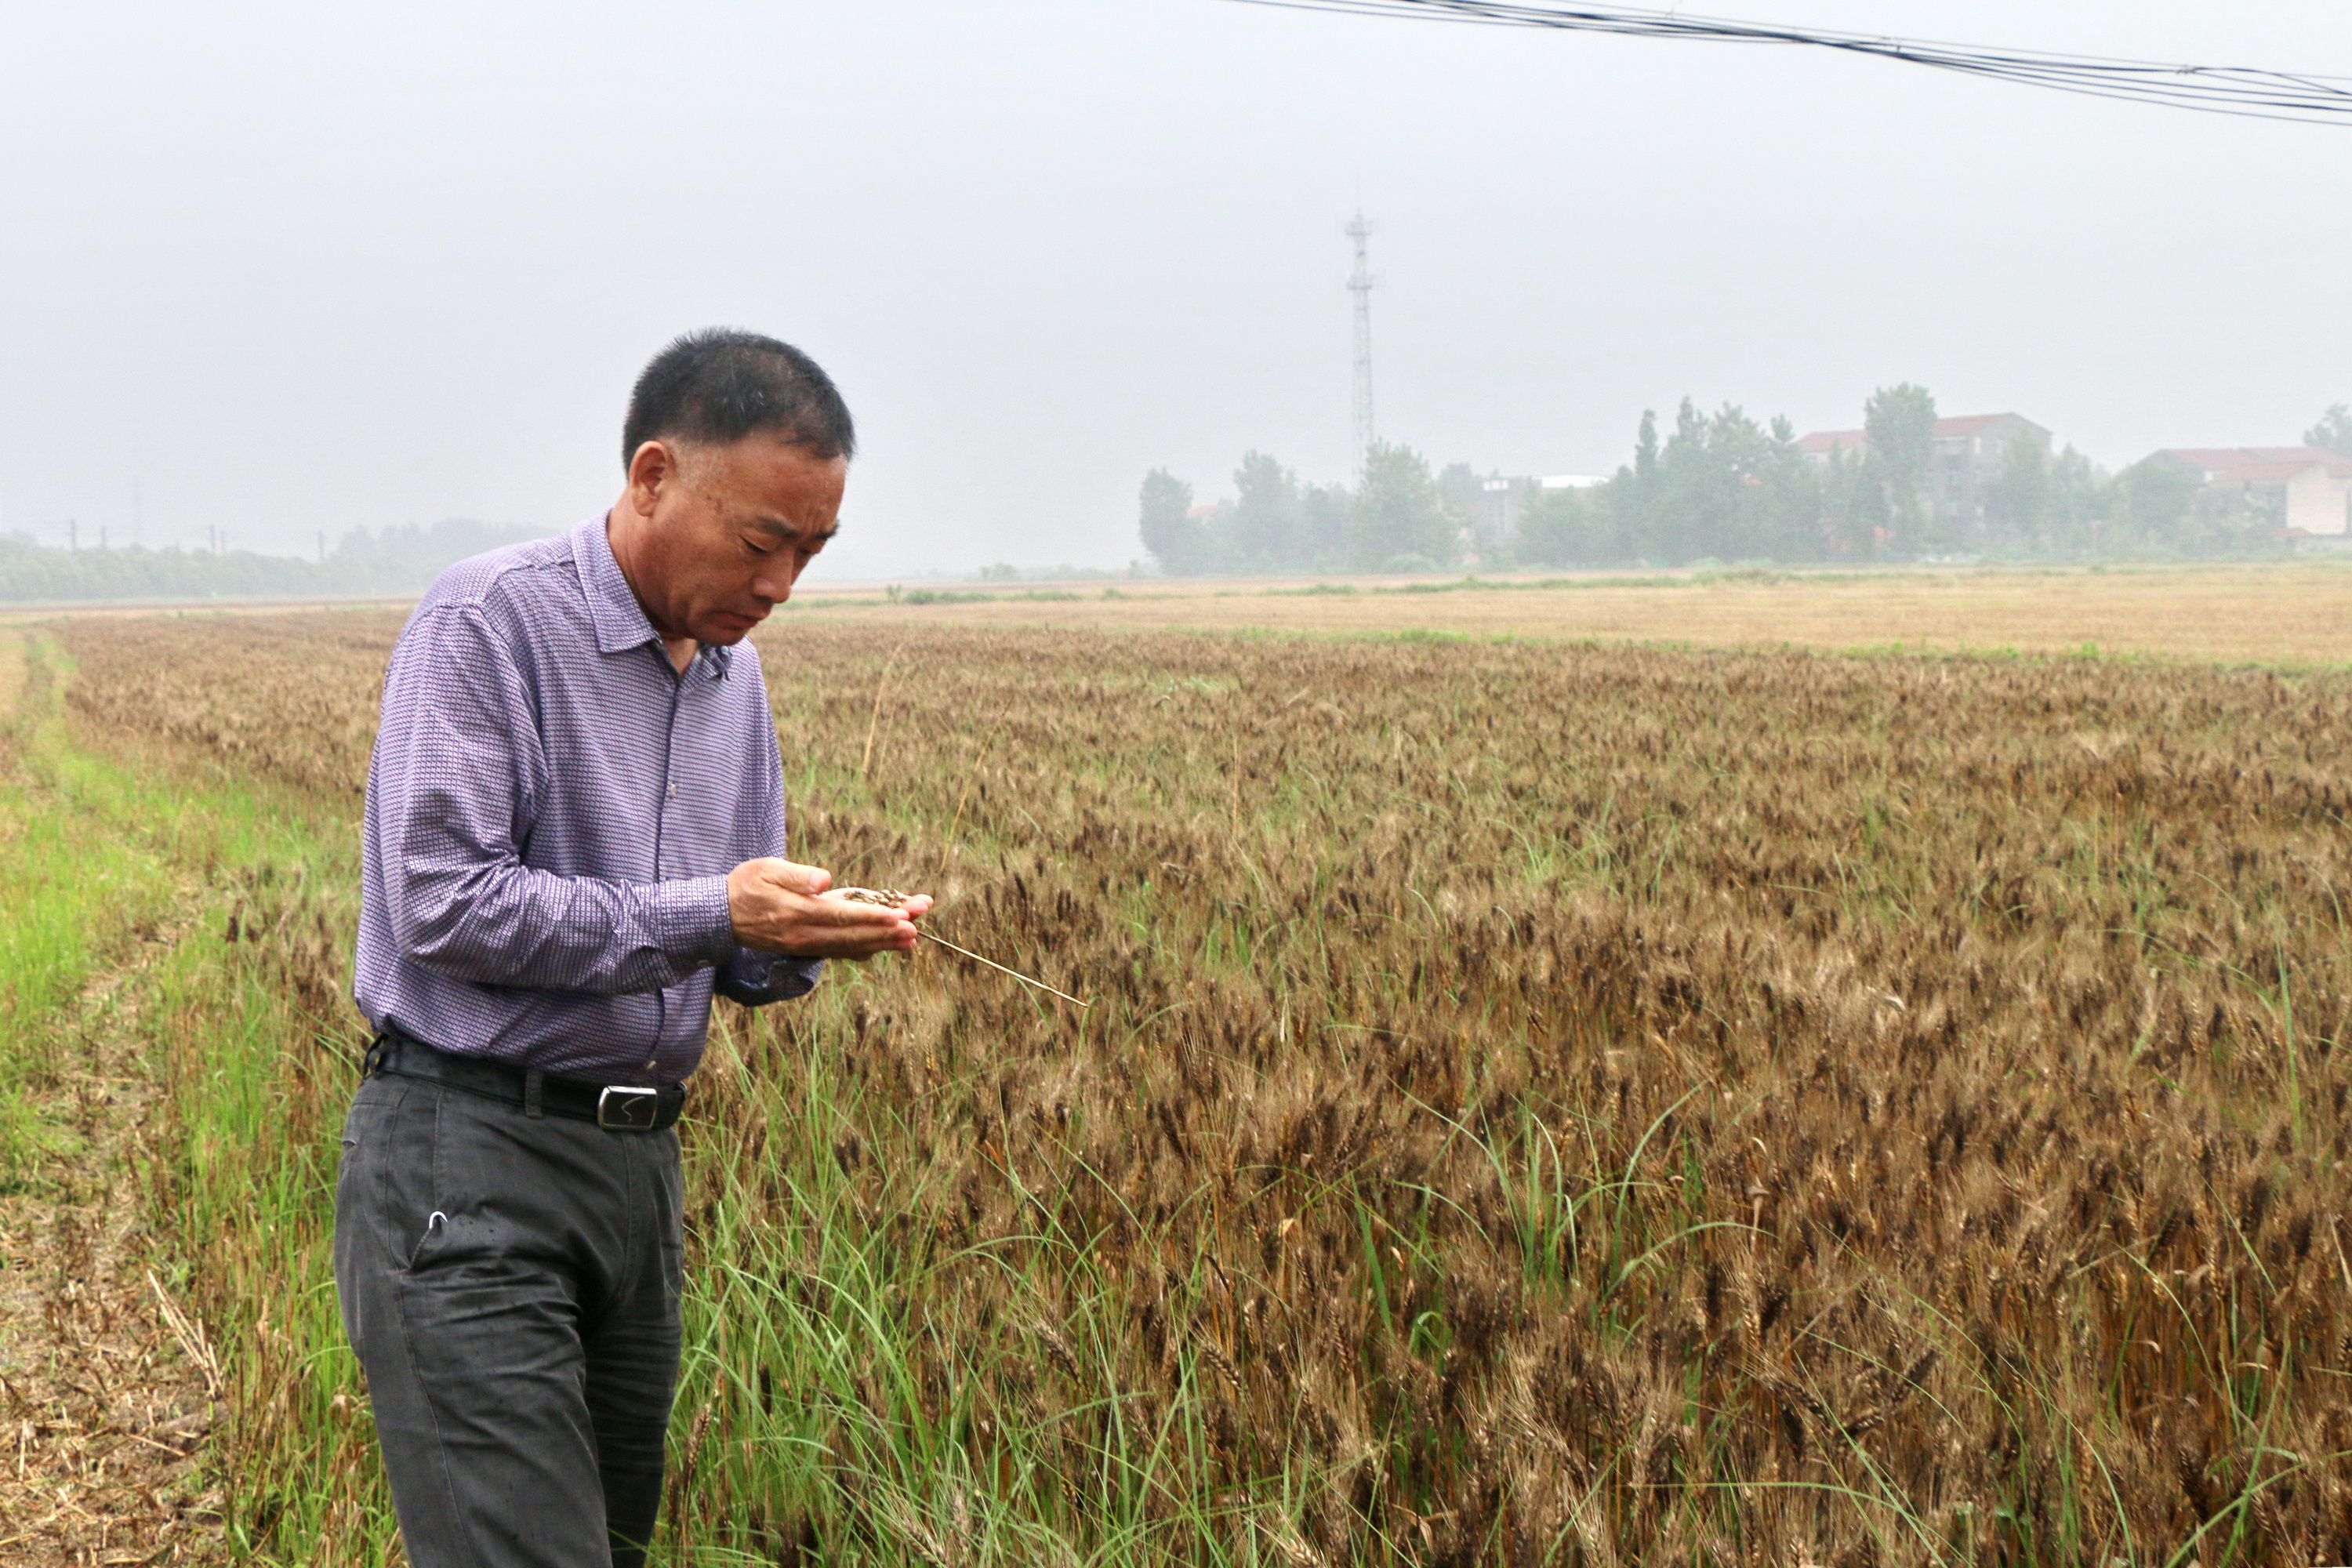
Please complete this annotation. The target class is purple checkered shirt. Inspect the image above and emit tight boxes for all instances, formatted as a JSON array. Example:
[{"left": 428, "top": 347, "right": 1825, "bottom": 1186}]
[{"left": 354, "top": 514, "right": 823, "bottom": 1084}]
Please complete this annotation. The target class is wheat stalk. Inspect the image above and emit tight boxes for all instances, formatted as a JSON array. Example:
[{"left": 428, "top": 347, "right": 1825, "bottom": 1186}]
[
  {"left": 838, "top": 887, "right": 1089, "bottom": 1008},
  {"left": 858, "top": 644, "right": 906, "bottom": 783},
  {"left": 946, "top": 713, "right": 1007, "bottom": 848},
  {"left": 147, "top": 1268, "right": 223, "bottom": 1402}
]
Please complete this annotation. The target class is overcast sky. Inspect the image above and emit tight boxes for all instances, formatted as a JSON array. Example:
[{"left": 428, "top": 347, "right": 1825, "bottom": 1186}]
[{"left": 3, "top": 1, "right": 2347, "bottom": 576}]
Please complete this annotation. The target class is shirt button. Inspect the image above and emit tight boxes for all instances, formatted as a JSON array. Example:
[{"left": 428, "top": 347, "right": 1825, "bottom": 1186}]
[
  {"left": 666, "top": 782, "right": 677, "bottom": 799},
  {"left": 644, "top": 1058, "right": 658, "bottom": 1070}
]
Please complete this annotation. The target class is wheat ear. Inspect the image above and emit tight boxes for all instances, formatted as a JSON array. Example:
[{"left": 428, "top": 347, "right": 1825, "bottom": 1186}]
[{"left": 837, "top": 887, "right": 1089, "bottom": 1009}]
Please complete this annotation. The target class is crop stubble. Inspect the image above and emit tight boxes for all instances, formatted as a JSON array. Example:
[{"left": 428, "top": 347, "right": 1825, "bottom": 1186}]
[{"left": 55, "top": 610, "right": 2352, "bottom": 1565}]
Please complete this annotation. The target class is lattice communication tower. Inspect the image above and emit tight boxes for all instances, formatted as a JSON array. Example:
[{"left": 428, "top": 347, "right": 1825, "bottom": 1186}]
[{"left": 1346, "top": 212, "right": 1377, "bottom": 478}]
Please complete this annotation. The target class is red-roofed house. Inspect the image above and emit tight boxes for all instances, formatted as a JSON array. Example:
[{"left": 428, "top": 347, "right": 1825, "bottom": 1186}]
[
  {"left": 2146, "top": 446, "right": 2352, "bottom": 537},
  {"left": 1796, "top": 429, "right": 1867, "bottom": 462}
]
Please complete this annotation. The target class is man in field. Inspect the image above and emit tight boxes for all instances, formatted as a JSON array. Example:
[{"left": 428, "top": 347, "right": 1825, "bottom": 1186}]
[{"left": 336, "top": 329, "right": 929, "bottom": 1566}]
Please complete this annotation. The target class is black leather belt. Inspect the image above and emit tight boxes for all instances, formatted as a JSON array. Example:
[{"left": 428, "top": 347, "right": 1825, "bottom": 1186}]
[{"left": 365, "top": 1029, "right": 686, "bottom": 1133}]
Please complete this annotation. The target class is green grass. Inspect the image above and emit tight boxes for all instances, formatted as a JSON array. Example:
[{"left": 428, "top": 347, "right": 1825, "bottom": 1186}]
[
  {"left": 0, "top": 637, "right": 185, "bottom": 1185},
  {"left": 0, "top": 633, "right": 397, "bottom": 1561}
]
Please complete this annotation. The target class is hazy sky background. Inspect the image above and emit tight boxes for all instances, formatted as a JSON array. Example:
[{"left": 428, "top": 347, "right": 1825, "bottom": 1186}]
[{"left": 3, "top": 1, "right": 2347, "bottom": 577}]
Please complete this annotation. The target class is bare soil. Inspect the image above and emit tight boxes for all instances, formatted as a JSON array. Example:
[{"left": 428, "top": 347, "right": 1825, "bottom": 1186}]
[{"left": 0, "top": 928, "right": 227, "bottom": 1568}]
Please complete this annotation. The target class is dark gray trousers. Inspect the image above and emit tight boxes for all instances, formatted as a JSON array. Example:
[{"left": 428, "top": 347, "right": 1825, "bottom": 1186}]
[{"left": 333, "top": 1070, "right": 684, "bottom": 1568}]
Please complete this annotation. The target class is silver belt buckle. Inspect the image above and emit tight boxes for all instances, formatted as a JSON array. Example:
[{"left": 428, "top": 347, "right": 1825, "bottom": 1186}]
[{"left": 597, "top": 1084, "right": 660, "bottom": 1131}]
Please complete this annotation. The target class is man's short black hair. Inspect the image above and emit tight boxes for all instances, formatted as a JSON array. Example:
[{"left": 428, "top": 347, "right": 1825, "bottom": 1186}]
[{"left": 622, "top": 328, "right": 856, "bottom": 470}]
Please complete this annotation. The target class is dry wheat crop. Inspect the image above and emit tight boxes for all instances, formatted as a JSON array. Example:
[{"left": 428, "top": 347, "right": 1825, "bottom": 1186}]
[
  {"left": 56, "top": 611, "right": 2352, "bottom": 1566},
  {"left": 790, "top": 561, "right": 2352, "bottom": 668}
]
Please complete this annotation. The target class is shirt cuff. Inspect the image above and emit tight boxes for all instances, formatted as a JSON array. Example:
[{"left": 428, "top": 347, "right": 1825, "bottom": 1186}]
[
  {"left": 716, "top": 949, "right": 826, "bottom": 1005},
  {"left": 650, "top": 875, "right": 738, "bottom": 965}
]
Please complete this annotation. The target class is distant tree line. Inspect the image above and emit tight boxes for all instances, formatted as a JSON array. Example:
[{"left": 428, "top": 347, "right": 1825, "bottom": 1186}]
[
  {"left": 1141, "top": 389, "right": 2350, "bottom": 575},
  {"left": 1138, "top": 443, "right": 1458, "bottom": 576},
  {"left": 0, "top": 518, "right": 554, "bottom": 603}
]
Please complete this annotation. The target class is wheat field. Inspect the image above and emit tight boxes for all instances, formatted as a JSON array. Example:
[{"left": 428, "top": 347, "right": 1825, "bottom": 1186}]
[
  {"left": 42, "top": 607, "right": 2352, "bottom": 1566},
  {"left": 793, "top": 561, "right": 2352, "bottom": 668}
]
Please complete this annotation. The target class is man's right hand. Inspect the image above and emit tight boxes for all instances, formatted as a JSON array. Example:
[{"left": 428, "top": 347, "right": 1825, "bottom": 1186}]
[{"left": 726, "top": 858, "right": 932, "bottom": 960}]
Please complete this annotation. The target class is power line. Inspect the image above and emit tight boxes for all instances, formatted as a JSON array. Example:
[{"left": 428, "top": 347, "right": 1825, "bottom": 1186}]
[{"left": 1224, "top": 0, "right": 2352, "bottom": 126}]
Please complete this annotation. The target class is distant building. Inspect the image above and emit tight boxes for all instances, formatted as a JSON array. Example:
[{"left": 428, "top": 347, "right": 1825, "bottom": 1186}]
[
  {"left": 1929, "top": 415, "right": 2051, "bottom": 530},
  {"left": 1472, "top": 474, "right": 1606, "bottom": 553},
  {"left": 1796, "top": 413, "right": 2053, "bottom": 535},
  {"left": 1795, "top": 430, "right": 1868, "bottom": 463},
  {"left": 2146, "top": 446, "right": 2352, "bottom": 538}
]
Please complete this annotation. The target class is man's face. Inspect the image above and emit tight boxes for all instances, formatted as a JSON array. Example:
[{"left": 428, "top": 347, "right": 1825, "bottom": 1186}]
[{"left": 625, "top": 434, "right": 845, "bottom": 645}]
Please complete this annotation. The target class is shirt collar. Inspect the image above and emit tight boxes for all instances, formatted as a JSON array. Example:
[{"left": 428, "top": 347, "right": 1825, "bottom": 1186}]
[{"left": 571, "top": 514, "right": 732, "bottom": 680}]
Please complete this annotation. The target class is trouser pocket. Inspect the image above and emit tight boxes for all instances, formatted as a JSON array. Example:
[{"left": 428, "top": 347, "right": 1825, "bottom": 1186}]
[{"left": 332, "top": 1076, "right": 441, "bottom": 1282}]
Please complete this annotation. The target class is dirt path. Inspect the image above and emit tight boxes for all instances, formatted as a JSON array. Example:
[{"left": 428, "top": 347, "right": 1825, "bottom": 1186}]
[{"left": 0, "top": 633, "right": 224, "bottom": 1565}]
